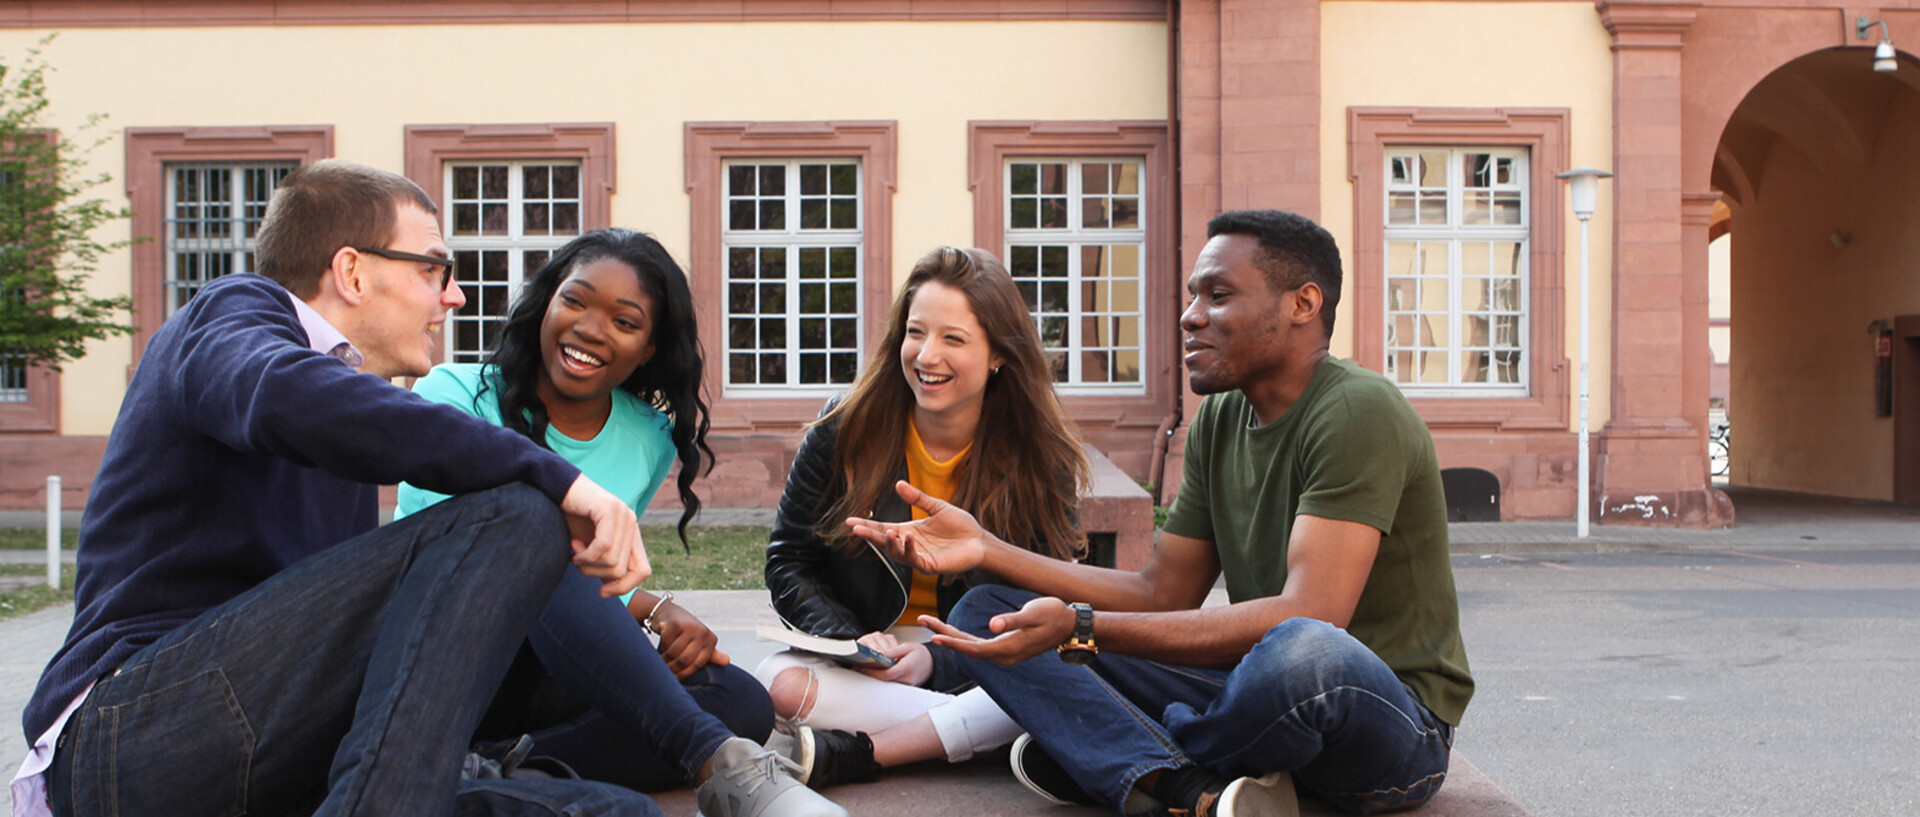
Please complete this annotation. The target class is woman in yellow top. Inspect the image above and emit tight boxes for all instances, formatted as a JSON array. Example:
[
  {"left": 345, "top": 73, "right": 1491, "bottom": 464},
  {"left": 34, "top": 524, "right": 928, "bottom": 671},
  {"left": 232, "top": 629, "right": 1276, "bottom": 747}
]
[{"left": 758, "top": 246, "right": 1089, "bottom": 786}]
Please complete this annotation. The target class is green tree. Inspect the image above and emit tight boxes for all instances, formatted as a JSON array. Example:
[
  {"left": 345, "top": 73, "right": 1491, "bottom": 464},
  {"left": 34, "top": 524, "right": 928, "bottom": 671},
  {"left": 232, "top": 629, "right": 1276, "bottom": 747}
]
[{"left": 0, "top": 36, "right": 134, "bottom": 373}]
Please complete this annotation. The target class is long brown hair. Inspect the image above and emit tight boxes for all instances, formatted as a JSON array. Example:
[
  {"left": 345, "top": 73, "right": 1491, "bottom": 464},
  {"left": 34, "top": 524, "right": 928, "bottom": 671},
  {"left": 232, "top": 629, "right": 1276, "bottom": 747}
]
[{"left": 818, "top": 246, "right": 1088, "bottom": 561}]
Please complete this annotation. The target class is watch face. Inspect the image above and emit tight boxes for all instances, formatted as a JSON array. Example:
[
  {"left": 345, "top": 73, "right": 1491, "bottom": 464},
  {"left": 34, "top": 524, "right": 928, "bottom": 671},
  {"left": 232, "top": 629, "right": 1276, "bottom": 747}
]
[{"left": 1059, "top": 646, "right": 1096, "bottom": 666}]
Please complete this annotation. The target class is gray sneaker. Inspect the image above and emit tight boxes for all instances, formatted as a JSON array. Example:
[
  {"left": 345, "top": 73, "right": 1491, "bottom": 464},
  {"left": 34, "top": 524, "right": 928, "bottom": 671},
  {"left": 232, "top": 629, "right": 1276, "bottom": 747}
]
[{"left": 696, "top": 737, "right": 851, "bottom": 817}]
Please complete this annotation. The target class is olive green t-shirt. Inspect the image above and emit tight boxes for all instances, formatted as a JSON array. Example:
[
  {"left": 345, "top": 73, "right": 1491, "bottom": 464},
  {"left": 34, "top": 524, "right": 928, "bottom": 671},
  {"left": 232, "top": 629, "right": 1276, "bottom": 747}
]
[{"left": 1162, "top": 357, "right": 1473, "bottom": 725}]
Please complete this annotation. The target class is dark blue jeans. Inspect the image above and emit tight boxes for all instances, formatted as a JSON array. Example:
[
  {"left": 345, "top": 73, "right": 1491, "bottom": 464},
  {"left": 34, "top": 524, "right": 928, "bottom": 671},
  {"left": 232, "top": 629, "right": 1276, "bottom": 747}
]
[
  {"left": 949, "top": 585, "right": 1454, "bottom": 815},
  {"left": 46, "top": 485, "right": 661, "bottom": 817},
  {"left": 477, "top": 565, "right": 769, "bottom": 791}
]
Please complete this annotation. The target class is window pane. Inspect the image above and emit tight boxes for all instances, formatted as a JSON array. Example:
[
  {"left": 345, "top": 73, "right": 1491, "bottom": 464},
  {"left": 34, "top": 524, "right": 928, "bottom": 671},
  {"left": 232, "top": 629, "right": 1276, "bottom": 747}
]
[
  {"left": 1082, "top": 163, "right": 1109, "bottom": 195},
  {"left": 1011, "top": 199, "right": 1037, "bottom": 229},
  {"left": 729, "top": 165, "right": 756, "bottom": 196},
  {"left": 1388, "top": 193, "right": 1417, "bottom": 225},
  {"left": 829, "top": 199, "right": 856, "bottom": 230},
  {"left": 1011, "top": 163, "right": 1036, "bottom": 194},
  {"left": 481, "top": 165, "right": 508, "bottom": 198},
  {"left": 1040, "top": 198, "right": 1067, "bottom": 229},
  {"left": 1083, "top": 198, "right": 1109, "bottom": 229},
  {"left": 1038, "top": 163, "right": 1067, "bottom": 195},
  {"left": 454, "top": 166, "right": 480, "bottom": 199},
  {"left": 552, "top": 166, "right": 579, "bottom": 199}
]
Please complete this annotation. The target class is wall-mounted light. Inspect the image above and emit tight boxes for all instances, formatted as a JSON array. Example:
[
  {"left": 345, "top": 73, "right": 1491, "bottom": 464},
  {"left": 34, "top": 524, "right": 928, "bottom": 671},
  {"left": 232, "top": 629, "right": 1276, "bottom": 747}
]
[{"left": 1858, "top": 17, "right": 1899, "bottom": 73}]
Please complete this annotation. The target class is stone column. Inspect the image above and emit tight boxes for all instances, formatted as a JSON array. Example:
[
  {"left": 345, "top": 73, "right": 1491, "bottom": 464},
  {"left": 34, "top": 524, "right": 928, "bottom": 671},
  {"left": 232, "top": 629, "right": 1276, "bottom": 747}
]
[
  {"left": 1594, "top": 0, "right": 1732, "bottom": 526},
  {"left": 1165, "top": 0, "right": 1323, "bottom": 506}
]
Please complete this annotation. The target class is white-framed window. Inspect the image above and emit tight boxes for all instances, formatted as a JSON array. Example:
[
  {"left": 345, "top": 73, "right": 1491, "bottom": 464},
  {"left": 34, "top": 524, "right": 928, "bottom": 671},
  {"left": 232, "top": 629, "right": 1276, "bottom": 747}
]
[
  {"left": 163, "top": 161, "right": 295, "bottom": 315},
  {"left": 0, "top": 227, "right": 23, "bottom": 403},
  {"left": 1003, "top": 159, "right": 1146, "bottom": 393},
  {"left": 721, "top": 159, "right": 863, "bottom": 393},
  {"left": 0, "top": 358, "right": 23, "bottom": 403},
  {"left": 0, "top": 288, "right": 23, "bottom": 403},
  {"left": 443, "top": 161, "right": 582, "bottom": 362},
  {"left": 1383, "top": 147, "right": 1529, "bottom": 394}
]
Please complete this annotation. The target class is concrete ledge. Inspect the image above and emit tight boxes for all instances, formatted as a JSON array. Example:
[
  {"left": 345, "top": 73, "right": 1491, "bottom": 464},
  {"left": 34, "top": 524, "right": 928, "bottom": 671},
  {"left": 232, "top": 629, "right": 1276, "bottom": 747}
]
[{"left": 1078, "top": 444, "right": 1154, "bottom": 570}]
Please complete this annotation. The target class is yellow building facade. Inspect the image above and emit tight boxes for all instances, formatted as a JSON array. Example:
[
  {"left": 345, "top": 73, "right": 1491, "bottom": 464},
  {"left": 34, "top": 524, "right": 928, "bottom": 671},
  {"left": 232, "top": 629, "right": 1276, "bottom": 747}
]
[{"left": 4, "top": 0, "right": 1916, "bottom": 523}]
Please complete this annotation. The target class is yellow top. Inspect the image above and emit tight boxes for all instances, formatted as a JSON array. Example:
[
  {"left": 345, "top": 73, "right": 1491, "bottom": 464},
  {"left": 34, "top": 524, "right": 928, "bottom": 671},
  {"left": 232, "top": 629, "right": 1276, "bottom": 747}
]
[{"left": 897, "top": 420, "right": 972, "bottom": 626}]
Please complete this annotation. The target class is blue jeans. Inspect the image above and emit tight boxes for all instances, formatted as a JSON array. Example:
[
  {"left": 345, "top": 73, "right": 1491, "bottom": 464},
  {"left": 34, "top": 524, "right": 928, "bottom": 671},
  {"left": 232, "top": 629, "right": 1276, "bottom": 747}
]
[
  {"left": 476, "top": 567, "right": 770, "bottom": 791},
  {"left": 949, "top": 585, "right": 1454, "bottom": 815},
  {"left": 46, "top": 485, "right": 661, "bottom": 817}
]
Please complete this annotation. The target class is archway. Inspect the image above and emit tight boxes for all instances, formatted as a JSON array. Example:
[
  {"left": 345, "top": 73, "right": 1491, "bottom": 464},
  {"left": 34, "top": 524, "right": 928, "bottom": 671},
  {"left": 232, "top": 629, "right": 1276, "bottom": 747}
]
[{"left": 1712, "top": 47, "right": 1920, "bottom": 500}]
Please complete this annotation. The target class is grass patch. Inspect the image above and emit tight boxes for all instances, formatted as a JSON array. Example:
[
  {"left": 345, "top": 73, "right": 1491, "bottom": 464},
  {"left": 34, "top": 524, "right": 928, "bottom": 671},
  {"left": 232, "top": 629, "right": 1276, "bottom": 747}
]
[
  {"left": 0, "top": 563, "right": 65, "bottom": 577},
  {"left": 639, "top": 525, "right": 770, "bottom": 591},
  {"left": 0, "top": 527, "right": 77, "bottom": 550},
  {"left": 0, "top": 575, "right": 73, "bottom": 621},
  {"left": 0, "top": 525, "right": 769, "bottom": 622}
]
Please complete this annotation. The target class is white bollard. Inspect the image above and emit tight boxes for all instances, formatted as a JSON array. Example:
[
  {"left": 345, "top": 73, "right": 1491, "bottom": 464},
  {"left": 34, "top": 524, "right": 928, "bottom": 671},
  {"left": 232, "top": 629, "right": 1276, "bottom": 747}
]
[{"left": 46, "top": 475, "right": 60, "bottom": 589}]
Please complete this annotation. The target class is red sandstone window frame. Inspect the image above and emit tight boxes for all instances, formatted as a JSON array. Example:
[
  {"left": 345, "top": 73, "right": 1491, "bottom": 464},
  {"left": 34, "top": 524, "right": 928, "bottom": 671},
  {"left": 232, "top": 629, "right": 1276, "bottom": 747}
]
[
  {"left": 404, "top": 123, "right": 617, "bottom": 366},
  {"left": 1348, "top": 108, "right": 1570, "bottom": 430},
  {"left": 125, "top": 126, "right": 334, "bottom": 371},
  {"left": 0, "top": 360, "right": 57, "bottom": 433},
  {"left": 685, "top": 121, "right": 897, "bottom": 431},
  {"left": 967, "top": 120, "right": 1176, "bottom": 431}
]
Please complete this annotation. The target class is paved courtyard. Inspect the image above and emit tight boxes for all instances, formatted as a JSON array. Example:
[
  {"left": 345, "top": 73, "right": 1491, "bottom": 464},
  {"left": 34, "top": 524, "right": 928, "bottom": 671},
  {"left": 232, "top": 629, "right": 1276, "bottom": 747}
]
[{"left": 5, "top": 487, "right": 1918, "bottom": 815}]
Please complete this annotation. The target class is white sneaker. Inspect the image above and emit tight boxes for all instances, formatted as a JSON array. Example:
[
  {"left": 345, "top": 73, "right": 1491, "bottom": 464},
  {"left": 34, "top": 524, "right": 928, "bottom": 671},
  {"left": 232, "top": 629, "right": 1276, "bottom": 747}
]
[
  {"left": 1214, "top": 772, "right": 1299, "bottom": 817},
  {"left": 695, "top": 737, "right": 850, "bottom": 817}
]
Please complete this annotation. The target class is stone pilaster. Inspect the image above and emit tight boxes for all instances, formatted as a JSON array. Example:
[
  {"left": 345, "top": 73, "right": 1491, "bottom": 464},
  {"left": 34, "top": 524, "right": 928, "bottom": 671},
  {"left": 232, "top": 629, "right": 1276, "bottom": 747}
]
[{"left": 1593, "top": 0, "right": 1732, "bottom": 526}]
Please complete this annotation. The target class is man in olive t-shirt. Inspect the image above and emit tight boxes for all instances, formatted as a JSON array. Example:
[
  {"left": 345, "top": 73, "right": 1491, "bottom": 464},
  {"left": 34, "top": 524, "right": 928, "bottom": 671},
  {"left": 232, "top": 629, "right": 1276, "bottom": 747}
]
[{"left": 846, "top": 210, "right": 1471, "bottom": 816}]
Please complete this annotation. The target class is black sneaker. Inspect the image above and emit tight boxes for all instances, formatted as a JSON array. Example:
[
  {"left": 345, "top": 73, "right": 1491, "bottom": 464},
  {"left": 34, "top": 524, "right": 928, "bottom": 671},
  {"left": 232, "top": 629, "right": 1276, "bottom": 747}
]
[
  {"left": 1010, "top": 733, "right": 1097, "bottom": 806},
  {"left": 771, "top": 726, "right": 881, "bottom": 789}
]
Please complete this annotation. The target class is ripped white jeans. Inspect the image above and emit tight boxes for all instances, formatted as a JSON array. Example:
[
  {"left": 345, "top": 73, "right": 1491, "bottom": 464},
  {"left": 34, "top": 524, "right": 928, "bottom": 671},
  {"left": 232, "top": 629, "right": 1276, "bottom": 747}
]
[{"left": 751, "top": 625, "right": 1023, "bottom": 763}]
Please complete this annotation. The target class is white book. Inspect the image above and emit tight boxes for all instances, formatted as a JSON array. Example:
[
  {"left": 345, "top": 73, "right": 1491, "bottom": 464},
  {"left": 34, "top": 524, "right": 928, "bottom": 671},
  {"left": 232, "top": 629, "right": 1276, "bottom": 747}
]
[{"left": 754, "top": 623, "right": 898, "bottom": 669}]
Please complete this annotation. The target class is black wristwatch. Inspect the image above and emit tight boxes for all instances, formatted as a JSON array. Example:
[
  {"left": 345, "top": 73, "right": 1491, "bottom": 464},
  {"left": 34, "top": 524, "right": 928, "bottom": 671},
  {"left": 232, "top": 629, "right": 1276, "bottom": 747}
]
[{"left": 1057, "top": 602, "right": 1097, "bottom": 665}]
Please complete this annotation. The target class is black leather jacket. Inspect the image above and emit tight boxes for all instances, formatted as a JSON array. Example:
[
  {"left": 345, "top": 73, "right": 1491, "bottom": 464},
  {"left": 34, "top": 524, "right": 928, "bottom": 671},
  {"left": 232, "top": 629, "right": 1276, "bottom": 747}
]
[{"left": 764, "top": 409, "right": 1062, "bottom": 692}]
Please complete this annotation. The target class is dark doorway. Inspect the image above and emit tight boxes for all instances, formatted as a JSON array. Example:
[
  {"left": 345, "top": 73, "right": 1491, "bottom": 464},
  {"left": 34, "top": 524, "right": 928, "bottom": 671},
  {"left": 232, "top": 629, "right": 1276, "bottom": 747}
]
[
  {"left": 1441, "top": 467, "right": 1502, "bottom": 522},
  {"left": 1894, "top": 315, "right": 1920, "bottom": 502}
]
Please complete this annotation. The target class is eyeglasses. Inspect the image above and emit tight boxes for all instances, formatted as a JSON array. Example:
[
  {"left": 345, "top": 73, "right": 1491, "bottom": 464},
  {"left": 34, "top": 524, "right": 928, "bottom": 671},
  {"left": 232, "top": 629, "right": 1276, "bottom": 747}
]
[{"left": 354, "top": 246, "right": 456, "bottom": 291}]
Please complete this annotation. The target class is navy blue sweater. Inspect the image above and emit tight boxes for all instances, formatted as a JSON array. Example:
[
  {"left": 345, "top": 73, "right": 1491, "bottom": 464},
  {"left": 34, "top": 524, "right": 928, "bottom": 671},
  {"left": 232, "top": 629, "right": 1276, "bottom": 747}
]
[{"left": 23, "top": 274, "right": 582, "bottom": 740}]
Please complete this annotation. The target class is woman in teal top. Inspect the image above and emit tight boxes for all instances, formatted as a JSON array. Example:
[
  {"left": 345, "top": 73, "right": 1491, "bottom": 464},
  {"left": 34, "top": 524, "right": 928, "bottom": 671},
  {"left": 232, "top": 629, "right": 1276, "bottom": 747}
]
[
  {"left": 398, "top": 364, "right": 676, "bottom": 555},
  {"left": 393, "top": 230, "right": 821, "bottom": 808}
]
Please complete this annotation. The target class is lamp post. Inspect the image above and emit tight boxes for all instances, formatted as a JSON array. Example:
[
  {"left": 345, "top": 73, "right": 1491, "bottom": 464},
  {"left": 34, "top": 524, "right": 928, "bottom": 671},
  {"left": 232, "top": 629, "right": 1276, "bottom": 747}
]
[{"left": 1558, "top": 168, "right": 1611, "bottom": 538}]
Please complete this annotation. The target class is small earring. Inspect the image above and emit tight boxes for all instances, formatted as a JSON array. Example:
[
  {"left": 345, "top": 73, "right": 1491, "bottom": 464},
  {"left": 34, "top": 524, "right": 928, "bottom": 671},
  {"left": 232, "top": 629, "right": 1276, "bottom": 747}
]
[{"left": 990, "top": 366, "right": 1001, "bottom": 376}]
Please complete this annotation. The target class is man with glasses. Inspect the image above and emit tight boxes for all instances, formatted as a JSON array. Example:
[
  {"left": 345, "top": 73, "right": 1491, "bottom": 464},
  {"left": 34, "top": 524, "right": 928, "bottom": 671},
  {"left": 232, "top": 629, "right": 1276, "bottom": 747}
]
[{"left": 12, "top": 160, "right": 680, "bottom": 816}]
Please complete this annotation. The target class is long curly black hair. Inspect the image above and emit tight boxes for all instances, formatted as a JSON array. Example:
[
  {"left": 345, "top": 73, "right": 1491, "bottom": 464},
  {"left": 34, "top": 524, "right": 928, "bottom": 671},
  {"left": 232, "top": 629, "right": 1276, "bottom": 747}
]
[{"left": 479, "top": 228, "right": 713, "bottom": 547}]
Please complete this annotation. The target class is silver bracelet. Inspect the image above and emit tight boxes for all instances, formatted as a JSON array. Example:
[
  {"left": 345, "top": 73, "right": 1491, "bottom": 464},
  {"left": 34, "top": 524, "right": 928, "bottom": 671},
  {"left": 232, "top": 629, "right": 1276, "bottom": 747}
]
[{"left": 642, "top": 591, "right": 675, "bottom": 635}]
